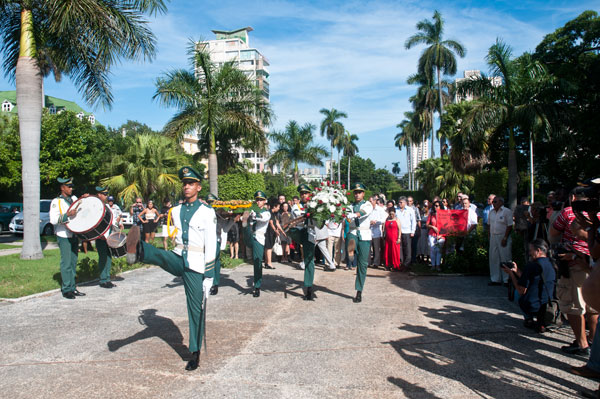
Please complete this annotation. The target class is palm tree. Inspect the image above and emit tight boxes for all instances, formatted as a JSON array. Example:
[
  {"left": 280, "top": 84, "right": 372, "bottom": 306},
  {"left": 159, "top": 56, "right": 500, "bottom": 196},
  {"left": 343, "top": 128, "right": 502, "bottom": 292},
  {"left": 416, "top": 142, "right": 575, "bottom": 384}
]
[
  {"left": 267, "top": 121, "right": 329, "bottom": 185},
  {"left": 415, "top": 157, "right": 474, "bottom": 200},
  {"left": 101, "top": 134, "right": 183, "bottom": 205},
  {"left": 340, "top": 130, "right": 359, "bottom": 188},
  {"left": 319, "top": 108, "right": 347, "bottom": 182},
  {"left": 395, "top": 112, "right": 422, "bottom": 190},
  {"left": 392, "top": 162, "right": 401, "bottom": 176},
  {"left": 405, "top": 10, "right": 466, "bottom": 154},
  {"left": 457, "top": 40, "right": 560, "bottom": 209},
  {"left": 154, "top": 41, "right": 273, "bottom": 196},
  {"left": 0, "top": 0, "right": 167, "bottom": 259}
]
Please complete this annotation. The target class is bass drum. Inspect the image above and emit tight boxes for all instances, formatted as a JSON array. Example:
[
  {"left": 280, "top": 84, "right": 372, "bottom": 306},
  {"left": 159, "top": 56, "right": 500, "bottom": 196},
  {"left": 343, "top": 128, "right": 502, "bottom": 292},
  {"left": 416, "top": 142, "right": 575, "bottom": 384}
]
[
  {"left": 106, "top": 231, "right": 127, "bottom": 258},
  {"left": 65, "top": 196, "right": 113, "bottom": 241}
]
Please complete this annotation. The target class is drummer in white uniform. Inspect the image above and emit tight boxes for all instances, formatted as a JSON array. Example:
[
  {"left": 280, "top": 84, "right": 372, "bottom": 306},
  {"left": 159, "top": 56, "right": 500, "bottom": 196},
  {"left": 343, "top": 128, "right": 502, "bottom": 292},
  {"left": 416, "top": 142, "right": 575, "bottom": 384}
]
[{"left": 49, "top": 177, "right": 86, "bottom": 299}]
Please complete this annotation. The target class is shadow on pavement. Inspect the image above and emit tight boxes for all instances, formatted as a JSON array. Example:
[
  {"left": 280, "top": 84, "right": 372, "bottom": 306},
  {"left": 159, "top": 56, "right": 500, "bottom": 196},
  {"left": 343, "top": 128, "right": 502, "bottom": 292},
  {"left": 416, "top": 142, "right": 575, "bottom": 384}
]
[
  {"left": 107, "top": 308, "right": 188, "bottom": 360},
  {"left": 386, "top": 304, "right": 582, "bottom": 398}
]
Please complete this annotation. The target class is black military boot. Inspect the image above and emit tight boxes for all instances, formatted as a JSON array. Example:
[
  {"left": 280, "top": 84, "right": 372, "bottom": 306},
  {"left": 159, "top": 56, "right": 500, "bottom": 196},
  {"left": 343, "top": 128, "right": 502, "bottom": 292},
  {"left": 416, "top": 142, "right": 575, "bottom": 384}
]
[
  {"left": 185, "top": 351, "right": 199, "bottom": 371},
  {"left": 253, "top": 288, "right": 260, "bottom": 297},
  {"left": 303, "top": 286, "right": 314, "bottom": 301},
  {"left": 353, "top": 291, "right": 362, "bottom": 303},
  {"left": 209, "top": 285, "right": 218, "bottom": 296}
]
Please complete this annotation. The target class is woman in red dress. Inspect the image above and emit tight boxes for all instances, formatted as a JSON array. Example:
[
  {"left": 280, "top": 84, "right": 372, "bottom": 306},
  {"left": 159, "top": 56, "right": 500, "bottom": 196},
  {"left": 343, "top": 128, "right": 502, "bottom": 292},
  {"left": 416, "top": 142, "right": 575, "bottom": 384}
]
[{"left": 383, "top": 208, "right": 402, "bottom": 271}]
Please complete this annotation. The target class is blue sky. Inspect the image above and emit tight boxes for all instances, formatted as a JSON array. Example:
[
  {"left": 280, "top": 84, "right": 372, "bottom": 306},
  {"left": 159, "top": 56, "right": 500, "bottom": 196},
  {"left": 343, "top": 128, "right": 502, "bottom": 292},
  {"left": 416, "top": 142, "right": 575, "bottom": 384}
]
[{"left": 1, "top": 0, "right": 596, "bottom": 174}]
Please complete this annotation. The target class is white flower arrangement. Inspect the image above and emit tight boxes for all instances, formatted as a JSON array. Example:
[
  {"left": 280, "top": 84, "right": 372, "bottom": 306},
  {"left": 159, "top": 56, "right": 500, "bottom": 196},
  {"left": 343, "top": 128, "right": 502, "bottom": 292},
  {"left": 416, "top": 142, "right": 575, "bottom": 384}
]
[{"left": 304, "top": 181, "right": 353, "bottom": 228}]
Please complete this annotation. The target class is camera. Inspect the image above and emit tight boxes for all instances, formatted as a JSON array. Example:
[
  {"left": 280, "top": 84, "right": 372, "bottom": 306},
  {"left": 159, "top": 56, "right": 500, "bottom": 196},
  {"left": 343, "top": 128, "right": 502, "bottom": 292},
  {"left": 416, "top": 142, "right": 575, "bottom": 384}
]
[
  {"left": 500, "top": 261, "right": 513, "bottom": 269},
  {"left": 551, "top": 243, "right": 572, "bottom": 279}
]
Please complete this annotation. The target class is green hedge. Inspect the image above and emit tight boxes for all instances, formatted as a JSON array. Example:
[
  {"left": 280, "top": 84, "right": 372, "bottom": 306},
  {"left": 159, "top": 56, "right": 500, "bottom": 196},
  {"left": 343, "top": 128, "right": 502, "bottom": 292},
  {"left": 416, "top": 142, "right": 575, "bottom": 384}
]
[
  {"left": 473, "top": 168, "right": 508, "bottom": 203},
  {"left": 217, "top": 172, "right": 266, "bottom": 201}
]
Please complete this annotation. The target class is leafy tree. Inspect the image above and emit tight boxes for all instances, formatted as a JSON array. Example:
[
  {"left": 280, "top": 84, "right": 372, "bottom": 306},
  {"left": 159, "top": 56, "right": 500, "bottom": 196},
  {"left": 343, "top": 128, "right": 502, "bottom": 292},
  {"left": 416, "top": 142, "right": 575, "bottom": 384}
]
[
  {"left": 154, "top": 41, "right": 273, "bottom": 196},
  {"left": 457, "top": 40, "right": 562, "bottom": 209},
  {"left": 415, "top": 156, "right": 474, "bottom": 200},
  {"left": 110, "top": 120, "right": 161, "bottom": 136},
  {"left": 405, "top": 10, "right": 466, "bottom": 153},
  {"left": 339, "top": 155, "right": 395, "bottom": 194},
  {"left": 533, "top": 10, "right": 600, "bottom": 189},
  {"left": 101, "top": 134, "right": 185, "bottom": 205},
  {"left": 319, "top": 108, "right": 347, "bottom": 182},
  {"left": 0, "top": 114, "right": 21, "bottom": 199},
  {"left": 394, "top": 112, "right": 421, "bottom": 190},
  {"left": 0, "top": 0, "right": 167, "bottom": 259},
  {"left": 267, "top": 121, "right": 329, "bottom": 185}
]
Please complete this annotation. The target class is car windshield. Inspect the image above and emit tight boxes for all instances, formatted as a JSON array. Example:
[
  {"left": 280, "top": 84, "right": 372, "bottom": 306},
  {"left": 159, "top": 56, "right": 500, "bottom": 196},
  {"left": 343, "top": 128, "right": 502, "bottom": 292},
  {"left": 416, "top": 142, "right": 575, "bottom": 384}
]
[{"left": 40, "top": 201, "right": 51, "bottom": 213}]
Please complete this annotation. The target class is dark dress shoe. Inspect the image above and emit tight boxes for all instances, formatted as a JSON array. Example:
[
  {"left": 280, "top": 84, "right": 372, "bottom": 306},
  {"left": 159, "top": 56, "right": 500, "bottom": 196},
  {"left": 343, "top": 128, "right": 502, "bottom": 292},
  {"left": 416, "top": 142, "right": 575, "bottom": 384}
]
[
  {"left": 353, "top": 291, "right": 362, "bottom": 303},
  {"left": 73, "top": 289, "right": 86, "bottom": 296},
  {"left": 185, "top": 351, "right": 199, "bottom": 371},
  {"left": 100, "top": 282, "right": 115, "bottom": 289},
  {"left": 325, "top": 267, "right": 335, "bottom": 272},
  {"left": 487, "top": 281, "right": 501, "bottom": 286},
  {"left": 209, "top": 285, "right": 218, "bottom": 296},
  {"left": 63, "top": 292, "right": 76, "bottom": 299},
  {"left": 253, "top": 288, "right": 260, "bottom": 297},
  {"left": 303, "top": 286, "right": 314, "bottom": 301}
]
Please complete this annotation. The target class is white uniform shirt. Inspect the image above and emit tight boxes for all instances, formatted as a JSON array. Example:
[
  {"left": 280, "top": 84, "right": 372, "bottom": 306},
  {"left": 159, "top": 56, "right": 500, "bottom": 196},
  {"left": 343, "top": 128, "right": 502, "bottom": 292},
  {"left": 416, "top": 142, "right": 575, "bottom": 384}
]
[
  {"left": 249, "top": 209, "right": 271, "bottom": 246},
  {"left": 348, "top": 201, "right": 374, "bottom": 241},
  {"left": 489, "top": 206, "right": 513, "bottom": 236},
  {"left": 396, "top": 206, "right": 416, "bottom": 234},
  {"left": 109, "top": 204, "right": 121, "bottom": 227},
  {"left": 49, "top": 195, "right": 78, "bottom": 238},
  {"left": 369, "top": 205, "right": 387, "bottom": 238},
  {"left": 466, "top": 207, "right": 479, "bottom": 231},
  {"left": 170, "top": 203, "right": 217, "bottom": 274}
]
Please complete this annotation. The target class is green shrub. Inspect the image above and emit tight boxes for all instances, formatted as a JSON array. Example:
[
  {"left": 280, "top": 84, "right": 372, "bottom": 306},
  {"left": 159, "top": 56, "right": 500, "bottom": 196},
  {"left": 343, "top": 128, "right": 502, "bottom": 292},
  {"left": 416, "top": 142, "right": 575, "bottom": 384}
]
[
  {"left": 386, "top": 190, "right": 427, "bottom": 203},
  {"left": 218, "top": 172, "right": 265, "bottom": 200}
]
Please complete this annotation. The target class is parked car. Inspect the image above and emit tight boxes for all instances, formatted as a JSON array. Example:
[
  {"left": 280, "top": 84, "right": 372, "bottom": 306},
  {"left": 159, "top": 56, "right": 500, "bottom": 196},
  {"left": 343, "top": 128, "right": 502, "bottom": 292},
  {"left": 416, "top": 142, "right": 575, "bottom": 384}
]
[{"left": 9, "top": 200, "right": 54, "bottom": 235}]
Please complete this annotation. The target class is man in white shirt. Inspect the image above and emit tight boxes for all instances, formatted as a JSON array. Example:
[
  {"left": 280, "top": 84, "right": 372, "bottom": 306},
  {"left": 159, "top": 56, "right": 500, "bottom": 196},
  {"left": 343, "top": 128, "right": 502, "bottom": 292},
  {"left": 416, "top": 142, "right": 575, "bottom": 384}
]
[
  {"left": 488, "top": 196, "right": 513, "bottom": 285},
  {"left": 396, "top": 196, "right": 416, "bottom": 268},
  {"left": 457, "top": 196, "right": 479, "bottom": 252},
  {"left": 369, "top": 197, "right": 387, "bottom": 267},
  {"left": 325, "top": 219, "right": 342, "bottom": 268}
]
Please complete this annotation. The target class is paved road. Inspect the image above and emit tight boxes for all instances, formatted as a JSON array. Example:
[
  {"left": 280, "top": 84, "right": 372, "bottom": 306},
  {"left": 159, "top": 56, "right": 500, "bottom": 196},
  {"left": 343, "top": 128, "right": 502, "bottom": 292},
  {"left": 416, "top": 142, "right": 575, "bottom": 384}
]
[{"left": 0, "top": 261, "right": 596, "bottom": 398}]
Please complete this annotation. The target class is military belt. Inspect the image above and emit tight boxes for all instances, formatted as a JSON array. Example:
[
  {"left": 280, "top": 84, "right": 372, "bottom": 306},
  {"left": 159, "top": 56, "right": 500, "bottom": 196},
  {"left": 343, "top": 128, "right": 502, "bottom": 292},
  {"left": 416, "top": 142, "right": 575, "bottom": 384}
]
[{"left": 176, "top": 244, "right": 205, "bottom": 253}]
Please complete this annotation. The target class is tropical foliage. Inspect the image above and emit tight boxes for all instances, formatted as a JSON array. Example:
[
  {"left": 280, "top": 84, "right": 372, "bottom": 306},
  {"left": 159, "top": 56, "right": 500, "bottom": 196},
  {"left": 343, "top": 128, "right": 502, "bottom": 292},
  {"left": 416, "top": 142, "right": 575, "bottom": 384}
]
[
  {"left": 414, "top": 157, "right": 474, "bottom": 200},
  {"left": 0, "top": 0, "right": 167, "bottom": 259},
  {"left": 154, "top": 40, "right": 273, "bottom": 196},
  {"left": 319, "top": 108, "right": 347, "bottom": 182},
  {"left": 267, "top": 120, "right": 329, "bottom": 185}
]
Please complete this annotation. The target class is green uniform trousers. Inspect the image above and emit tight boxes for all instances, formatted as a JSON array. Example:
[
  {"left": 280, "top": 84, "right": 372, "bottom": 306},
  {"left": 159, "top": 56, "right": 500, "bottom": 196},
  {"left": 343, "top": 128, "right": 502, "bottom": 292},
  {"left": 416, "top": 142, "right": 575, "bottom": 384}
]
[
  {"left": 289, "top": 228, "right": 316, "bottom": 287},
  {"left": 214, "top": 240, "right": 222, "bottom": 286},
  {"left": 141, "top": 241, "right": 206, "bottom": 353},
  {"left": 58, "top": 236, "right": 79, "bottom": 293},
  {"left": 251, "top": 236, "right": 264, "bottom": 289},
  {"left": 96, "top": 239, "right": 112, "bottom": 284},
  {"left": 347, "top": 233, "right": 371, "bottom": 291}
]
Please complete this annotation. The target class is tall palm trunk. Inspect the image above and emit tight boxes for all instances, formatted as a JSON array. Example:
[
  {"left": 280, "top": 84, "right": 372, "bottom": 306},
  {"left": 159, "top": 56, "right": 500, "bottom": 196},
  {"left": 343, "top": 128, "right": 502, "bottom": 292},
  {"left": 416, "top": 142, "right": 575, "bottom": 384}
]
[
  {"left": 437, "top": 66, "right": 445, "bottom": 156},
  {"left": 507, "top": 128, "right": 518, "bottom": 210},
  {"left": 294, "top": 161, "right": 299, "bottom": 185},
  {"left": 337, "top": 150, "right": 341, "bottom": 183},
  {"left": 17, "top": 9, "right": 43, "bottom": 259},
  {"left": 329, "top": 142, "right": 333, "bottom": 181},
  {"left": 430, "top": 110, "right": 435, "bottom": 158},
  {"left": 347, "top": 156, "right": 351, "bottom": 188},
  {"left": 208, "top": 127, "right": 218, "bottom": 196}
]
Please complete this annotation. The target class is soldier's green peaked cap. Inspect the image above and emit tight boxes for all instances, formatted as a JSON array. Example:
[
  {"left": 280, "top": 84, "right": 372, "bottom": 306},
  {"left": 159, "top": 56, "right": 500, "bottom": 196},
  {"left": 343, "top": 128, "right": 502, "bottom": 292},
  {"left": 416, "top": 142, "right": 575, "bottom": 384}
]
[
  {"left": 352, "top": 182, "right": 366, "bottom": 192},
  {"left": 206, "top": 193, "right": 219, "bottom": 202},
  {"left": 297, "top": 184, "right": 311, "bottom": 193},
  {"left": 254, "top": 190, "right": 267, "bottom": 200},
  {"left": 57, "top": 177, "right": 73, "bottom": 185},
  {"left": 95, "top": 186, "right": 109, "bottom": 195},
  {"left": 178, "top": 166, "right": 202, "bottom": 182}
]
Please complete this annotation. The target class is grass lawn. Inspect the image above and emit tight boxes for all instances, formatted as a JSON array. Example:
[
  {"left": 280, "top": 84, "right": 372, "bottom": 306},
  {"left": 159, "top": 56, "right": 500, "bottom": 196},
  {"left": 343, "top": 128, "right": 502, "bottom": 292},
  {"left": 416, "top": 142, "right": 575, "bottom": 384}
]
[
  {"left": 0, "top": 249, "right": 100, "bottom": 298},
  {"left": 0, "top": 243, "right": 18, "bottom": 250}
]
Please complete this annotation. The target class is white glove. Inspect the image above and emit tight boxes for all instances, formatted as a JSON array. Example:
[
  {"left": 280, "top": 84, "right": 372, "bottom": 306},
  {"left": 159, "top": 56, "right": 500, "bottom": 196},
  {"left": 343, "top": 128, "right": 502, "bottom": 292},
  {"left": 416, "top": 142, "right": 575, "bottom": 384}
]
[
  {"left": 346, "top": 212, "right": 356, "bottom": 220},
  {"left": 203, "top": 278, "right": 214, "bottom": 300},
  {"left": 250, "top": 211, "right": 256, "bottom": 218}
]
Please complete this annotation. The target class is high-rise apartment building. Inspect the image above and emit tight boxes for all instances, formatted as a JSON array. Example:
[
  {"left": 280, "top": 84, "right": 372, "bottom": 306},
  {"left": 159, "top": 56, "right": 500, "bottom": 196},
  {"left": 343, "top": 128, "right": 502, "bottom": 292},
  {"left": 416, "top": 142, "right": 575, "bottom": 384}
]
[{"left": 182, "top": 27, "right": 271, "bottom": 173}]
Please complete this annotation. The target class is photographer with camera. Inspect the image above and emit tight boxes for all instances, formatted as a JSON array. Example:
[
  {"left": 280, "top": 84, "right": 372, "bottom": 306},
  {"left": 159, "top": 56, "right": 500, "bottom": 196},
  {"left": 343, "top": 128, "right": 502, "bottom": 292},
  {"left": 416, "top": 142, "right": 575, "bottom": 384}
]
[
  {"left": 502, "top": 239, "right": 556, "bottom": 332},
  {"left": 550, "top": 186, "right": 598, "bottom": 357}
]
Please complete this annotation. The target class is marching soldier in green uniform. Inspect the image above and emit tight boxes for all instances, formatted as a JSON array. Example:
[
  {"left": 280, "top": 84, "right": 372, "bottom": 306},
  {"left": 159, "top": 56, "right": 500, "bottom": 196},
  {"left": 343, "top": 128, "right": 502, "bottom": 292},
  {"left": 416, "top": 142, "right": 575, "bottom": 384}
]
[
  {"left": 346, "top": 183, "right": 373, "bottom": 303},
  {"left": 95, "top": 186, "right": 117, "bottom": 288},
  {"left": 243, "top": 191, "right": 270, "bottom": 297},
  {"left": 49, "top": 177, "right": 86, "bottom": 299},
  {"left": 289, "top": 184, "right": 317, "bottom": 301},
  {"left": 206, "top": 193, "right": 239, "bottom": 296},
  {"left": 125, "top": 166, "right": 216, "bottom": 371}
]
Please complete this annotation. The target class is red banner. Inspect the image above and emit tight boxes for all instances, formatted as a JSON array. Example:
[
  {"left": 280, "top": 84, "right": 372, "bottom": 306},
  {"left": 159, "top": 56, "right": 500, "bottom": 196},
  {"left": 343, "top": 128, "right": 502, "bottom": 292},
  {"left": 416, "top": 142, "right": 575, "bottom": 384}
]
[{"left": 436, "top": 209, "right": 468, "bottom": 235}]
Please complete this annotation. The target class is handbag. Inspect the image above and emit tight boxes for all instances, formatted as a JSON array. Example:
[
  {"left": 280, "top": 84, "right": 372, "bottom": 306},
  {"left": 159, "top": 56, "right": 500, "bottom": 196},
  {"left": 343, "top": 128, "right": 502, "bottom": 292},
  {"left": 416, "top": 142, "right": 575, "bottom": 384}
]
[
  {"left": 273, "top": 236, "right": 283, "bottom": 256},
  {"left": 538, "top": 261, "right": 561, "bottom": 327}
]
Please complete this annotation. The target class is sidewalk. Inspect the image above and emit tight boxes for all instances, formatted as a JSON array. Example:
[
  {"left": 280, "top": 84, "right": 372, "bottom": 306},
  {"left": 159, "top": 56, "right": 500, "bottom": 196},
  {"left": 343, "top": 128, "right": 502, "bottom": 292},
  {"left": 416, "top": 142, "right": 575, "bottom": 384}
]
[{"left": 0, "top": 261, "right": 596, "bottom": 398}]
